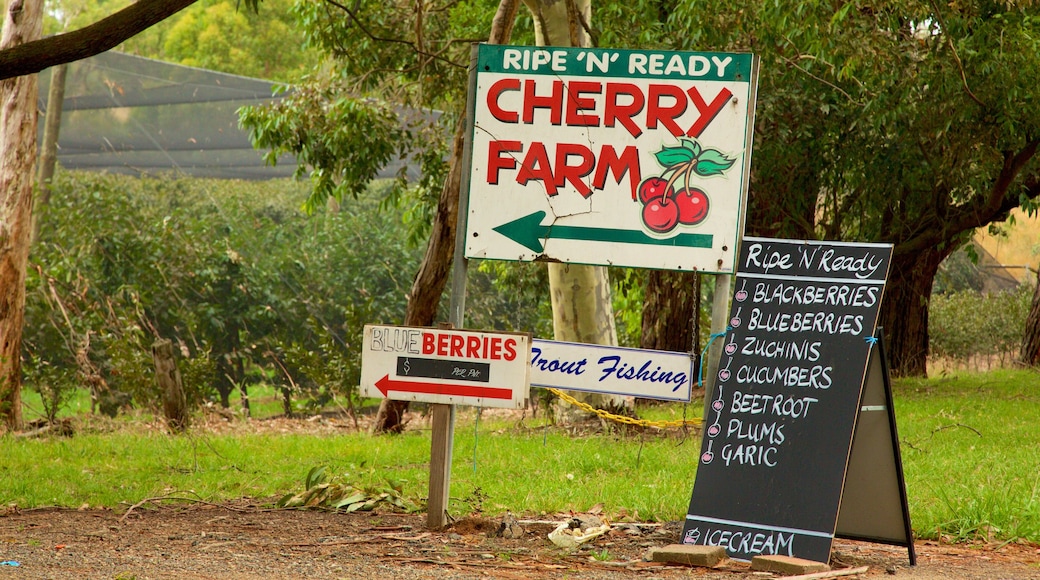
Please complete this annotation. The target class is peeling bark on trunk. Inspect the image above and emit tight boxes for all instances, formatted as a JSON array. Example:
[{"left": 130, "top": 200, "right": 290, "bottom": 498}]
[
  {"left": 521, "top": 0, "right": 626, "bottom": 422},
  {"left": 878, "top": 246, "right": 951, "bottom": 377},
  {"left": 0, "top": 0, "right": 43, "bottom": 432},
  {"left": 641, "top": 270, "right": 698, "bottom": 353},
  {"left": 369, "top": 96, "right": 465, "bottom": 434},
  {"left": 369, "top": 0, "right": 521, "bottom": 434}
]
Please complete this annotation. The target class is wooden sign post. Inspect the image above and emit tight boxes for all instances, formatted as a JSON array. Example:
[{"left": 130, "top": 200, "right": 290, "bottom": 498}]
[
  {"left": 359, "top": 325, "right": 532, "bottom": 529},
  {"left": 682, "top": 237, "right": 913, "bottom": 564}
]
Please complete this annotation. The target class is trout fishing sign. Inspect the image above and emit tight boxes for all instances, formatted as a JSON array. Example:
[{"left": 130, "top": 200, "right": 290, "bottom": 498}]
[{"left": 463, "top": 44, "right": 759, "bottom": 273}]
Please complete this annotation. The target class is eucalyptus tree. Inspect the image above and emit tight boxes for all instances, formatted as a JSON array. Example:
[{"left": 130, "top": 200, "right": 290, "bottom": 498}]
[
  {"left": 0, "top": 0, "right": 269, "bottom": 430},
  {"left": 238, "top": 0, "right": 686, "bottom": 430},
  {"left": 666, "top": 0, "right": 1040, "bottom": 376}
]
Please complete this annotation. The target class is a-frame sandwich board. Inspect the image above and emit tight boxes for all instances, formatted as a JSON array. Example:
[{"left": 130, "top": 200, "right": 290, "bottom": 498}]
[{"left": 835, "top": 331, "right": 916, "bottom": 565}]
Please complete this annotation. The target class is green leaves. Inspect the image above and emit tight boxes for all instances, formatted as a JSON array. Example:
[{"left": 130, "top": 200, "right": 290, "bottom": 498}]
[
  {"left": 277, "top": 465, "right": 419, "bottom": 512},
  {"left": 652, "top": 138, "right": 737, "bottom": 177},
  {"left": 654, "top": 145, "right": 695, "bottom": 167},
  {"left": 238, "top": 82, "right": 431, "bottom": 214},
  {"left": 692, "top": 149, "right": 737, "bottom": 177}
]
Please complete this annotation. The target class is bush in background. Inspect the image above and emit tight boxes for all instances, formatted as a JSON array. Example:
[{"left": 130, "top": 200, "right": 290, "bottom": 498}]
[{"left": 928, "top": 285, "right": 1032, "bottom": 370}]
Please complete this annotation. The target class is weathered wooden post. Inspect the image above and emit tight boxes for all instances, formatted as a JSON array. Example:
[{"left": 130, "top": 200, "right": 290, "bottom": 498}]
[{"left": 152, "top": 339, "right": 188, "bottom": 432}]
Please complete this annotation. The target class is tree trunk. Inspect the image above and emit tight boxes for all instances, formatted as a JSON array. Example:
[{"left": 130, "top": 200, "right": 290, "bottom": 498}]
[
  {"left": 641, "top": 270, "right": 699, "bottom": 352},
  {"left": 0, "top": 0, "right": 43, "bottom": 433},
  {"left": 548, "top": 263, "right": 628, "bottom": 420},
  {"left": 878, "top": 245, "right": 952, "bottom": 377},
  {"left": 152, "top": 339, "right": 188, "bottom": 433},
  {"left": 369, "top": 0, "right": 521, "bottom": 434},
  {"left": 1019, "top": 267, "right": 1040, "bottom": 366},
  {"left": 34, "top": 62, "right": 65, "bottom": 242},
  {"left": 521, "top": 0, "right": 627, "bottom": 422}
]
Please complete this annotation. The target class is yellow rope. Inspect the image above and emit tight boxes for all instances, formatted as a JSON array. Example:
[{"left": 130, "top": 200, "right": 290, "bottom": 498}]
[{"left": 547, "top": 388, "right": 703, "bottom": 429}]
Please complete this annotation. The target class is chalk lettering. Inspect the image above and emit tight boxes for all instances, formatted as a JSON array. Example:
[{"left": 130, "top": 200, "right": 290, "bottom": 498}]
[
  {"left": 744, "top": 242, "right": 793, "bottom": 273},
  {"left": 730, "top": 391, "right": 819, "bottom": 419},
  {"left": 735, "top": 363, "right": 832, "bottom": 389},
  {"left": 816, "top": 248, "right": 886, "bottom": 279},
  {"left": 752, "top": 282, "right": 879, "bottom": 308},
  {"left": 721, "top": 443, "right": 778, "bottom": 467},
  {"left": 747, "top": 309, "right": 864, "bottom": 336},
  {"left": 726, "top": 418, "right": 786, "bottom": 444},
  {"left": 698, "top": 528, "right": 795, "bottom": 557},
  {"left": 740, "top": 336, "right": 821, "bottom": 361}
]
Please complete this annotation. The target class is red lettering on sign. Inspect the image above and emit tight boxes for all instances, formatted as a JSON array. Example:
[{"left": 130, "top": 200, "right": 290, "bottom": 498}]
[
  {"left": 554, "top": 143, "right": 596, "bottom": 198},
  {"left": 516, "top": 142, "right": 557, "bottom": 195},
  {"left": 686, "top": 86, "right": 732, "bottom": 138},
  {"left": 564, "top": 81, "right": 601, "bottom": 127},
  {"left": 522, "top": 79, "right": 563, "bottom": 125},
  {"left": 450, "top": 335, "right": 465, "bottom": 357},
  {"left": 593, "top": 145, "right": 641, "bottom": 200},
  {"left": 487, "top": 140, "right": 522, "bottom": 185},
  {"left": 487, "top": 78, "right": 520, "bottom": 123},
  {"left": 485, "top": 79, "right": 733, "bottom": 140},
  {"left": 647, "top": 84, "right": 688, "bottom": 137},
  {"left": 604, "top": 83, "right": 645, "bottom": 138},
  {"left": 492, "top": 141, "right": 641, "bottom": 199},
  {"left": 417, "top": 331, "right": 521, "bottom": 361}
]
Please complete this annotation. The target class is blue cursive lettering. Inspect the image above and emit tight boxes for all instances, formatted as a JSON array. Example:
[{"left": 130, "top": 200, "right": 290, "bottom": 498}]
[
  {"left": 531, "top": 347, "right": 587, "bottom": 376},
  {"left": 597, "top": 355, "right": 688, "bottom": 390}
]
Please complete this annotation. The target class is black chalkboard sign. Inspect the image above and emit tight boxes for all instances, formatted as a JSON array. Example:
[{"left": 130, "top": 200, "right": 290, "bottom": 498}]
[{"left": 682, "top": 237, "right": 894, "bottom": 563}]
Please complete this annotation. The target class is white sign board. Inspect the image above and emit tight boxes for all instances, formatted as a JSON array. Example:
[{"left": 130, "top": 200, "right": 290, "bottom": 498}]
[
  {"left": 530, "top": 339, "right": 693, "bottom": 402},
  {"left": 464, "top": 45, "right": 759, "bottom": 273},
  {"left": 361, "top": 325, "right": 531, "bottom": 409}
]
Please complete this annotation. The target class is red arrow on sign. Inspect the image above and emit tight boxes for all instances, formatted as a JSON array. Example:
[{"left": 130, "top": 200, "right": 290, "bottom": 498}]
[{"left": 375, "top": 375, "right": 513, "bottom": 400}]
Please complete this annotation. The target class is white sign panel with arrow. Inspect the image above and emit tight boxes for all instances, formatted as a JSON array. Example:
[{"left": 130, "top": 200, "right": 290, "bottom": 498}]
[
  {"left": 464, "top": 45, "right": 759, "bottom": 273},
  {"left": 360, "top": 325, "right": 531, "bottom": 409}
]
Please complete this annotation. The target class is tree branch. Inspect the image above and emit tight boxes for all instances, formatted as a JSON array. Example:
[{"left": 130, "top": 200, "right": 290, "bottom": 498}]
[
  {"left": 894, "top": 139, "right": 1040, "bottom": 258},
  {"left": 322, "top": 0, "right": 464, "bottom": 70},
  {"left": 927, "top": 0, "right": 986, "bottom": 108},
  {"left": 0, "top": 0, "right": 201, "bottom": 81}
]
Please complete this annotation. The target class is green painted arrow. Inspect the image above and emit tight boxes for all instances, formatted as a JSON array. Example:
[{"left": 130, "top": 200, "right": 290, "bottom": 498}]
[{"left": 492, "top": 211, "right": 713, "bottom": 253}]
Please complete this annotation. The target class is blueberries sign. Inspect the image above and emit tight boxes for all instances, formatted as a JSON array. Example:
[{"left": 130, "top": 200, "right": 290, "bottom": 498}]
[
  {"left": 682, "top": 237, "right": 894, "bottom": 563},
  {"left": 464, "top": 44, "right": 758, "bottom": 273}
]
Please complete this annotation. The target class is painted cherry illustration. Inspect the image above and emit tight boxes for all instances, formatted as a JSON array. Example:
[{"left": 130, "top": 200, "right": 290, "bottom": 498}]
[
  {"left": 635, "top": 138, "right": 735, "bottom": 234},
  {"left": 637, "top": 176, "right": 671, "bottom": 204},
  {"left": 674, "top": 187, "right": 709, "bottom": 225},
  {"left": 707, "top": 423, "right": 721, "bottom": 437},
  {"left": 712, "top": 399, "right": 724, "bottom": 412},
  {"left": 725, "top": 341, "right": 737, "bottom": 355},
  {"left": 642, "top": 197, "right": 680, "bottom": 233},
  {"left": 735, "top": 280, "right": 749, "bottom": 302},
  {"left": 701, "top": 440, "right": 716, "bottom": 464}
]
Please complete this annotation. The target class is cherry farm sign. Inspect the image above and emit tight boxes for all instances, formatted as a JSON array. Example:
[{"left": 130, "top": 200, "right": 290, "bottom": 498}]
[{"left": 463, "top": 44, "right": 759, "bottom": 273}]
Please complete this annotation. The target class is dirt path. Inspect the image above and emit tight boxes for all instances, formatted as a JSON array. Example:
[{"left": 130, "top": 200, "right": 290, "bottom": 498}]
[{"left": 2, "top": 502, "right": 1038, "bottom": 579}]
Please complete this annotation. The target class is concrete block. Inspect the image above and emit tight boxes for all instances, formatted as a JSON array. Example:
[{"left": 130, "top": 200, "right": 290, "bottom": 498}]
[
  {"left": 645, "top": 544, "right": 728, "bottom": 567},
  {"left": 750, "top": 554, "right": 830, "bottom": 575}
]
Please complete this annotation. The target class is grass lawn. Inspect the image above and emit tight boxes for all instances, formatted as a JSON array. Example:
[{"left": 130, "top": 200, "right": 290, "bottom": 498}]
[{"left": 5, "top": 369, "right": 1040, "bottom": 544}]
